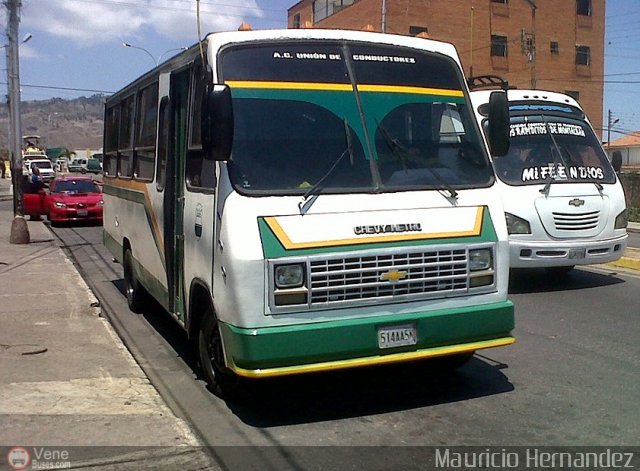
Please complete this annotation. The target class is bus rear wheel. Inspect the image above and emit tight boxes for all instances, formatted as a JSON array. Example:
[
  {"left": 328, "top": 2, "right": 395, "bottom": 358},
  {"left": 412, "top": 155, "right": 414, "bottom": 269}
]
[
  {"left": 198, "top": 310, "right": 239, "bottom": 398},
  {"left": 124, "top": 249, "right": 147, "bottom": 313}
]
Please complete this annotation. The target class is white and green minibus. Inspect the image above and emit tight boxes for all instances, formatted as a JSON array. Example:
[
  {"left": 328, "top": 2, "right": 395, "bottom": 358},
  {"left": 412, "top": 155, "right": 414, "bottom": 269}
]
[{"left": 103, "top": 29, "right": 514, "bottom": 394}]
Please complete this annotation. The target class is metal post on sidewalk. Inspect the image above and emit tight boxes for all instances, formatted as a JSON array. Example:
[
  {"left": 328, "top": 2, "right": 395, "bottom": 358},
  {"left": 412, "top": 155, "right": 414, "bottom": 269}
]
[{"left": 5, "top": 0, "right": 29, "bottom": 243}]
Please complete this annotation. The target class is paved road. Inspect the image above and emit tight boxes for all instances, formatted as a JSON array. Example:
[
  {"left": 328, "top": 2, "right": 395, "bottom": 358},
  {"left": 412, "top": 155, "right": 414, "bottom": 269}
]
[{"left": 49, "top": 222, "right": 640, "bottom": 468}]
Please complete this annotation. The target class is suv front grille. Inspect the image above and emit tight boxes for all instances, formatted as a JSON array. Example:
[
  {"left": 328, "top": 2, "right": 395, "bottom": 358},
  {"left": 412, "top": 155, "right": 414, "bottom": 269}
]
[{"left": 553, "top": 210, "right": 600, "bottom": 231}]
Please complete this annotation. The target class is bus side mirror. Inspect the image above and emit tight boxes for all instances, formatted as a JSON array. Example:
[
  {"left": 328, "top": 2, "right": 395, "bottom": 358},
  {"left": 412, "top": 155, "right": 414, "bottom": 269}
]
[
  {"left": 612, "top": 150, "right": 622, "bottom": 173},
  {"left": 487, "top": 90, "right": 510, "bottom": 157},
  {"left": 202, "top": 84, "right": 234, "bottom": 162}
]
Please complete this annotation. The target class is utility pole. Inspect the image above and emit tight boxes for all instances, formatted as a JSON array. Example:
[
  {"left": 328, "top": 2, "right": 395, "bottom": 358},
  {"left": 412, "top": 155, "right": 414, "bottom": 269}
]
[
  {"left": 5, "top": 0, "right": 29, "bottom": 243},
  {"left": 521, "top": 0, "right": 537, "bottom": 89},
  {"left": 381, "top": 0, "right": 387, "bottom": 33},
  {"left": 607, "top": 109, "right": 619, "bottom": 147}
]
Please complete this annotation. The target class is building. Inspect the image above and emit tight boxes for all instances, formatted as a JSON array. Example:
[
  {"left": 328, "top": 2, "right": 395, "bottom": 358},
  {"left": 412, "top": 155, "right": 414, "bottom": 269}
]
[
  {"left": 287, "top": 0, "right": 605, "bottom": 137},
  {"left": 606, "top": 133, "right": 640, "bottom": 169}
]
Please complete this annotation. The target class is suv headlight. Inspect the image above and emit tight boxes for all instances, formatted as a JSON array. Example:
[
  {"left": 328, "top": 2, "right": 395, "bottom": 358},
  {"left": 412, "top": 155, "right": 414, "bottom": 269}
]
[
  {"left": 274, "top": 263, "right": 305, "bottom": 289},
  {"left": 505, "top": 212, "right": 531, "bottom": 234},
  {"left": 614, "top": 209, "right": 628, "bottom": 229},
  {"left": 469, "top": 248, "right": 493, "bottom": 271}
]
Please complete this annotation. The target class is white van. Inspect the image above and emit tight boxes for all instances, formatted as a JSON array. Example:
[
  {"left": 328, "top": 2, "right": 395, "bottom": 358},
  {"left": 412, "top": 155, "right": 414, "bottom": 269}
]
[{"left": 470, "top": 81, "right": 628, "bottom": 273}]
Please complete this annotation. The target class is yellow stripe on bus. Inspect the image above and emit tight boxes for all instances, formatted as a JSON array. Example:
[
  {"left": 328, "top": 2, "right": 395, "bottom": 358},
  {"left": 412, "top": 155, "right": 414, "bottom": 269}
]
[
  {"left": 225, "top": 80, "right": 464, "bottom": 97},
  {"left": 264, "top": 207, "right": 484, "bottom": 250},
  {"left": 228, "top": 336, "right": 515, "bottom": 378}
]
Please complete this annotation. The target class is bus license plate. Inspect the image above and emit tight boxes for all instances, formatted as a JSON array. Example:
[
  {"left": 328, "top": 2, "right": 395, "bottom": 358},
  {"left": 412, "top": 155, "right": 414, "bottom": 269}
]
[
  {"left": 569, "top": 248, "right": 586, "bottom": 259},
  {"left": 378, "top": 324, "right": 417, "bottom": 349}
]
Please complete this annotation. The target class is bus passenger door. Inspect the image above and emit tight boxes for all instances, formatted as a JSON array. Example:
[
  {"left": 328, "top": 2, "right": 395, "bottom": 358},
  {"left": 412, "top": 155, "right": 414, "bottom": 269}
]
[{"left": 163, "top": 69, "right": 189, "bottom": 321}]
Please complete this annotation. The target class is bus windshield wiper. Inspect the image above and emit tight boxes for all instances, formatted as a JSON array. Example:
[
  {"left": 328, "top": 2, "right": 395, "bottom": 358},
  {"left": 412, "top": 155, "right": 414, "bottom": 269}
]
[
  {"left": 539, "top": 115, "right": 570, "bottom": 197},
  {"left": 298, "top": 119, "right": 355, "bottom": 215},
  {"left": 377, "top": 120, "right": 458, "bottom": 199}
]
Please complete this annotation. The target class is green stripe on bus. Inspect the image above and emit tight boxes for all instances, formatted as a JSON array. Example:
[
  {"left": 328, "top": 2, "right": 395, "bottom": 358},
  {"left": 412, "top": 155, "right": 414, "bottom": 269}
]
[
  {"left": 258, "top": 207, "right": 497, "bottom": 258},
  {"left": 220, "top": 300, "right": 514, "bottom": 372}
]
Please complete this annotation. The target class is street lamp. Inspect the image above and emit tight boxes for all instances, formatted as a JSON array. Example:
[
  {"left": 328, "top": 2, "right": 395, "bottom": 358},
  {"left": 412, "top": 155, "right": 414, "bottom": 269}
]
[{"left": 122, "top": 42, "right": 187, "bottom": 66}]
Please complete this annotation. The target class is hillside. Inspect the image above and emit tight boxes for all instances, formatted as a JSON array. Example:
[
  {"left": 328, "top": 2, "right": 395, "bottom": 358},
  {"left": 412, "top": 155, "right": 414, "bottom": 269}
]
[{"left": 0, "top": 94, "right": 105, "bottom": 151}]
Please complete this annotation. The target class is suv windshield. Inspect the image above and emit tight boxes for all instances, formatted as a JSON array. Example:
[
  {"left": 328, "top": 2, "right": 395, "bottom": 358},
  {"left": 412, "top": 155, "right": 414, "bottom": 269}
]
[
  {"left": 221, "top": 41, "right": 492, "bottom": 196},
  {"left": 492, "top": 115, "right": 616, "bottom": 186}
]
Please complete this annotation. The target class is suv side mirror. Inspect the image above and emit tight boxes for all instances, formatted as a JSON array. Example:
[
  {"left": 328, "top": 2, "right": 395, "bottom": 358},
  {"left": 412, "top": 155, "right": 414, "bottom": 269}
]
[
  {"left": 487, "top": 90, "right": 510, "bottom": 157},
  {"left": 611, "top": 150, "right": 622, "bottom": 173},
  {"left": 202, "top": 84, "right": 234, "bottom": 162}
]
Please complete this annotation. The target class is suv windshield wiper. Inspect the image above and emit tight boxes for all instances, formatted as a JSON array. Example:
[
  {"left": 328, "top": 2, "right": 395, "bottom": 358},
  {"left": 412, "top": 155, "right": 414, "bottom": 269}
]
[
  {"left": 298, "top": 119, "right": 355, "bottom": 215},
  {"left": 538, "top": 115, "right": 603, "bottom": 196},
  {"left": 377, "top": 120, "right": 458, "bottom": 199}
]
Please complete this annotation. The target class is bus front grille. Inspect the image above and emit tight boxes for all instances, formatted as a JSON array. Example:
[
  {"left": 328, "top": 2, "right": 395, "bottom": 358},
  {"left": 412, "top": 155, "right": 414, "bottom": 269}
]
[
  {"left": 552, "top": 210, "right": 600, "bottom": 231},
  {"left": 309, "top": 249, "right": 469, "bottom": 305}
]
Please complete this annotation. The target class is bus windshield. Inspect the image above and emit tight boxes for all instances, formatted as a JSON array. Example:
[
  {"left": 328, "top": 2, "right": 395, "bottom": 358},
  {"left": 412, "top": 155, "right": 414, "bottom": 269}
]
[
  {"left": 492, "top": 116, "right": 616, "bottom": 186},
  {"left": 221, "top": 42, "right": 492, "bottom": 196}
]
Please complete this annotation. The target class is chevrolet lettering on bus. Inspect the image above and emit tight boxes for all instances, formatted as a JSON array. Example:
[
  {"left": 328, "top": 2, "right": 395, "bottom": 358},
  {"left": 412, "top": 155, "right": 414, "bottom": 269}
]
[{"left": 354, "top": 223, "right": 422, "bottom": 235}]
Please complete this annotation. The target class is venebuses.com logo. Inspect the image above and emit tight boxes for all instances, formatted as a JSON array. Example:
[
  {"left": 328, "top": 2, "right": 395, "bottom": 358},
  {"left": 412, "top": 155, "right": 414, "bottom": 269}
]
[{"left": 5, "top": 446, "right": 71, "bottom": 470}]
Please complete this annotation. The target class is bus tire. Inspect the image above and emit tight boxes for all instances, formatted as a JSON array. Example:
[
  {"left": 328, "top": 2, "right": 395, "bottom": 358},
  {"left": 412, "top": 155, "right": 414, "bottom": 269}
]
[
  {"left": 124, "top": 249, "right": 147, "bottom": 313},
  {"left": 198, "top": 309, "right": 239, "bottom": 398}
]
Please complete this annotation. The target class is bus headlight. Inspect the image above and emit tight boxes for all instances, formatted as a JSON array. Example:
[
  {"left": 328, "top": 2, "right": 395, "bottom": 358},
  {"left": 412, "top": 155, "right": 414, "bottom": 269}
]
[
  {"left": 615, "top": 209, "right": 628, "bottom": 229},
  {"left": 274, "top": 263, "right": 305, "bottom": 289},
  {"left": 505, "top": 212, "right": 531, "bottom": 234},
  {"left": 469, "top": 248, "right": 493, "bottom": 271}
]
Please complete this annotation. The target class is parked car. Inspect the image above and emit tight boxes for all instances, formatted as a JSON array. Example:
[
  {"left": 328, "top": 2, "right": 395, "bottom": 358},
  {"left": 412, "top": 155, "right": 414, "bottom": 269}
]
[
  {"left": 67, "top": 158, "right": 86, "bottom": 173},
  {"left": 68, "top": 157, "right": 102, "bottom": 174},
  {"left": 84, "top": 158, "right": 102, "bottom": 174},
  {"left": 46, "top": 175, "right": 104, "bottom": 225}
]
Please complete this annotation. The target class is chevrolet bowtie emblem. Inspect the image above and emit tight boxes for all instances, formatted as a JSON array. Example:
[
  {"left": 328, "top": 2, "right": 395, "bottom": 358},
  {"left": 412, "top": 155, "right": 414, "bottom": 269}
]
[
  {"left": 568, "top": 198, "right": 585, "bottom": 207},
  {"left": 380, "top": 270, "right": 408, "bottom": 282}
]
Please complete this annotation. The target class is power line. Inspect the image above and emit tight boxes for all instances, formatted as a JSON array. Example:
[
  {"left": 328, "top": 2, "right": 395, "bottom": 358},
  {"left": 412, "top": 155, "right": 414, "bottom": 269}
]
[
  {"left": 63, "top": 0, "right": 287, "bottom": 25},
  {"left": 0, "top": 81, "right": 113, "bottom": 94}
]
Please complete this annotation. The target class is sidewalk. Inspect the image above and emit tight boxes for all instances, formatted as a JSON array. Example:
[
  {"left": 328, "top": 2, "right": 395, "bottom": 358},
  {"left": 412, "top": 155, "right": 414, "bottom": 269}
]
[{"left": 0, "top": 177, "right": 212, "bottom": 467}]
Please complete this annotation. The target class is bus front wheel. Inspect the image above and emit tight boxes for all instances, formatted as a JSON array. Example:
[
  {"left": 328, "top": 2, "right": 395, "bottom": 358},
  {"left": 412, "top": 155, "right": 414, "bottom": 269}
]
[
  {"left": 198, "top": 310, "right": 239, "bottom": 397},
  {"left": 124, "top": 249, "right": 147, "bottom": 313}
]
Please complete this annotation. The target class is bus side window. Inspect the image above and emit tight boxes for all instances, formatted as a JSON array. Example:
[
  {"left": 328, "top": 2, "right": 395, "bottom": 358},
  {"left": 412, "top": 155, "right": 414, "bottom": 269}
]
[
  {"left": 104, "top": 105, "right": 119, "bottom": 177},
  {"left": 134, "top": 82, "right": 159, "bottom": 181},
  {"left": 156, "top": 96, "right": 169, "bottom": 192},
  {"left": 118, "top": 95, "right": 135, "bottom": 178}
]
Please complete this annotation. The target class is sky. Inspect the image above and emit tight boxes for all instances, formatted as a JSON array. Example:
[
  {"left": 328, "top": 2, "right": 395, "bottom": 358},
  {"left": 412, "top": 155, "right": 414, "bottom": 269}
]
[{"left": 1, "top": 0, "right": 639, "bottom": 141}]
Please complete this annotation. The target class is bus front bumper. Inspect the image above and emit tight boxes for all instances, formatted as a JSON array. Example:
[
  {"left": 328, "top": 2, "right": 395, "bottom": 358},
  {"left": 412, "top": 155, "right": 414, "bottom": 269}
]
[
  {"left": 508, "top": 233, "right": 628, "bottom": 268},
  {"left": 219, "top": 301, "right": 514, "bottom": 378}
]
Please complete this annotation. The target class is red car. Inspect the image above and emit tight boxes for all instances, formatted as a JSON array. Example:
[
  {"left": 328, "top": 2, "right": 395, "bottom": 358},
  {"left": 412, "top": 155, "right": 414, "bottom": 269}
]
[{"left": 46, "top": 175, "right": 104, "bottom": 225}]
